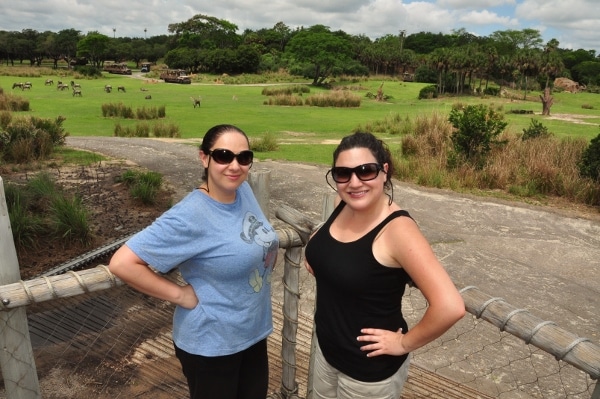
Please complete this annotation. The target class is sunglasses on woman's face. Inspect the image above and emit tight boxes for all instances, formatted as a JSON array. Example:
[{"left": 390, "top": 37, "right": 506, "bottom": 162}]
[
  {"left": 328, "top": 163, "right": 383, "bottom": 183},
  {"left": 207, "top": 149, "right": 254, "bottom": 166}
]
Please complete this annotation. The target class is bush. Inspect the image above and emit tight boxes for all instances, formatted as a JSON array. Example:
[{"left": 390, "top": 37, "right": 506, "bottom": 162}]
[
  {"left": 483, "top": 87, "right": 500, "bottom": 96},
  {"left": 261, "top": 85, "right": 310, "bottom": 96},
  {"left": 5, "top": 184, "right": 45, "bottom": 249},
  {"left": 117, "top": 170, "right": 163, "bottom": 205},
  {"left": 522, "top": 119, "right": 552, "bottom": 140},
  {"left": 418, "top": 85, "right": 438, "bottom": 99},
  {"left": 0, "top": 115, "right": 67, "bottom": 163},
  {"left": 304, "top": 91, "right": 361, "bottom": 107},
  {"left": 0, "top": 92, "right": 30, "bottom": 111},
  {"left": 5, "top": 172, "right": 93, "bottom": 249},
  {"left": 448, "top": 104, "right": 508, "bottom": 165},
  {"left": 263, "top": 94, "right": 304, "bottom": 106},
  {"left": 50, "top": 194, "right": 91, "bottom": 244},
  {"left": 152, "top": 122, "right": 180, "bottom": 138},
  {"left": 579, "top": 132, "right": 600, "bottom": 182},
  {"left": 251, "top": 132, "right": 279, "bottom": 152},
  {"left": 413, "top": 66, "right": 437, "bottom": 84}
]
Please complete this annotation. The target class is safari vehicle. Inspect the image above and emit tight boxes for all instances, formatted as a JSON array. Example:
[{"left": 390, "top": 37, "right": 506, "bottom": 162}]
[
  {"left": 159, "top": 69, "right": 191, "bottom": 84},
  {"left": 141, "top": 62, "right": 151, "bottom": 73},
  {"left": 103, "top": 62, "right": 132, "bottom": 75}
]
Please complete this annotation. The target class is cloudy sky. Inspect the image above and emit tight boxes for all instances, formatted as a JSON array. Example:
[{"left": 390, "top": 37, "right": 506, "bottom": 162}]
[{"left": 1, "top": 0, "right": 599, "bottom": 53}]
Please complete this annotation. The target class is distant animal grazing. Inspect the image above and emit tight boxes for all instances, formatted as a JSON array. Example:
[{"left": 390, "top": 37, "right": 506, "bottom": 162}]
[
  {"left": 22, "top": 83, "right": 32, "bottom": 90},
  {"left": 104, "top": 85, "right": 112, "bottom": 93},
  {"left": 145, "top": 95, "right": 152, "bottom": 100},
  {"left": 140, "top": 87, "right": 148, "bottom": 91},
  {"left": 45, "top": 79, "right": 54, "bottom": 86},
  {"left": 12, "top": 82, "right": 23, "bottom": 89},
  {"left": 57, "top": 83, "right": 69, "bottom": 91},
  {"left": 190, "top": 96, "right": 202, "bottom": 108},
  {"left": 71, "top": 81, "right": 81, "bottom": 89},
  {"left": 72, "top": 89, "right": 82, "bottom": 97},
  {"left": 117, "top": 86, "right": 126, "bottom": 93}
]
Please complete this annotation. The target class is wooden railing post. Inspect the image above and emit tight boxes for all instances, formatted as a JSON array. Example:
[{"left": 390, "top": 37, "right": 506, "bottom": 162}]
[
  {"left": 0, "top": 177, "right": 41, "bottom": 399},
  {"left": 248, "top": 169, "right": 270, "bottom": 218}
]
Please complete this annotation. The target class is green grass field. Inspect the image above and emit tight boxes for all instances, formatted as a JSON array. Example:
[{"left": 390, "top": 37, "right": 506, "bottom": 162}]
[{"left": 2, "top": 72, "right": 600, "bottom": 165}]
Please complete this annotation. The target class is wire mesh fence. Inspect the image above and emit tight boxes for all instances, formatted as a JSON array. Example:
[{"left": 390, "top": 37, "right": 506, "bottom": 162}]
[
  {"left": 0, "top": 264, "right": 598, "bottom": 398},
  {"left": 403, "top": 286, "right": 598, "bottom": 398}
]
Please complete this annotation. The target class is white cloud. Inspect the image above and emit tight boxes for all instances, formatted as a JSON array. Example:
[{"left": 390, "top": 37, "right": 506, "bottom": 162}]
[
  {"left": 0, "top": 0, "right": 597, "bottom": 52},
  {"left": 457, "top": 9, "right": 519, "bottom": 27},
  {"left": 437, "top": 0, "right": 516, "bottom": 8}
]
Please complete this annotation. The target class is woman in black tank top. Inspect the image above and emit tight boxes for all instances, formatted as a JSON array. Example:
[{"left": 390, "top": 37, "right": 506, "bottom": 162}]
[{"left": 305, "top": 132, "right": 465, "bottom": 399}]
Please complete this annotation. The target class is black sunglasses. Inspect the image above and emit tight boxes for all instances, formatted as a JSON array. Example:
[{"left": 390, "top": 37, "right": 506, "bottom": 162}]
[
  {"left": 328, "top": 163, "right": 383, "bottom": 183},
  {"left": 207, "top": 149, "right": 254, "bottom": 166}
]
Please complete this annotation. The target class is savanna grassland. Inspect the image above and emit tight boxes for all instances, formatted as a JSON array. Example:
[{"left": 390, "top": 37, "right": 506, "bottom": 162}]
[{"left": 2, "top": 66, "right": 600, "bottom": 212}]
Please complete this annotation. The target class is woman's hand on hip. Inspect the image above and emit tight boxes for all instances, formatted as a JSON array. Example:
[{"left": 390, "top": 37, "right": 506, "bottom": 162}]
[
  {"left": 178, "top": 284, "right": 199, "bottom": 309},
  {"left": 357, "top": 328, "right": 407, "bottom": 357}
]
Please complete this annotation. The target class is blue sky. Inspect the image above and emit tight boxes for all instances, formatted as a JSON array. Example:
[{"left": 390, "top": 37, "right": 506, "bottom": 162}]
[{"left": 1, "top": 0, "right": 598, "bottom": 53}]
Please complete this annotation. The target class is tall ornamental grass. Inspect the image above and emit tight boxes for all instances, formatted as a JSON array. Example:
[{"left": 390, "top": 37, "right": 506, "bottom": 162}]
[{"left": 392, "top": 112, "right": 600, "bottom": 206}]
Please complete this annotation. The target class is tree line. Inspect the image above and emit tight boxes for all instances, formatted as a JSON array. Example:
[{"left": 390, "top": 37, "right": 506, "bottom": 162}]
[{"left": 1, "top": 14, "right": 599, "bottom": 93}]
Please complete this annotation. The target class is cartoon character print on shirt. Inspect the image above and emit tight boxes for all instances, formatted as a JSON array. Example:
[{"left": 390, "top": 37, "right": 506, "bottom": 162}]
[{"left": 240, "top": 211, "right": 278, "bottom": 293}]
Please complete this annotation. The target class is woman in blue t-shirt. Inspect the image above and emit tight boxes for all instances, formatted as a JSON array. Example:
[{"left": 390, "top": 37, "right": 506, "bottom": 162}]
[{"left": 109, "top": 124, "right": 279, "bottom": 399}]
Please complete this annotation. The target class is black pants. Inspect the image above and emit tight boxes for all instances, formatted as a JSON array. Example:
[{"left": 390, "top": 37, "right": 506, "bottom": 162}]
[{"left": 175, "top": 339, "right": 269, "bottom": 399}]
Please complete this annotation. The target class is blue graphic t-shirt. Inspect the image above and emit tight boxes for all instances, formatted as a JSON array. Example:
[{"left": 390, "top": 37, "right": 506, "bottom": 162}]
[{"left": 126, "top": 181, "right": 278, "bottom": 356}]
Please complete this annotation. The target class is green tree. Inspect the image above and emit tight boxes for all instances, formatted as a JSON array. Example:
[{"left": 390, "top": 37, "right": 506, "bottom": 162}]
[
  {"left": 56, "top": 29, "right": 81, "bottom": 69},
  {"left": 77, "top": 32, "right": 110, "bottom": 67},
  {"left": 572, "top": 61, "right": 600, "bottom": 86},
  {"left": 513, "top": 48, "right": 541, "bottom": 99},
  {"left": 285, "top": 25, "right": 353, "bottom": 85},
  {"left": 540, "top": 39, "right": 564, "bottom": 89},
  {"left": 164, "top": 47, "right": 197, "bottom": 70},
  {"left": 168, "top": 14, "right": 240, "bottom": 50}
]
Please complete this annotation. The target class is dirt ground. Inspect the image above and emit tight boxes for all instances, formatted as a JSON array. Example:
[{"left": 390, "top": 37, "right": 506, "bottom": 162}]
[{"left": 1, "top": 161, "right": 173, "bottom": 280}]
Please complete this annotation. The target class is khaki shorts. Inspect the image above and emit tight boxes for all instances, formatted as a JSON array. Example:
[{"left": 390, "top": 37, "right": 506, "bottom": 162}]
[{"left": 311, "top": 338, "right": 410, "bottom": 399}]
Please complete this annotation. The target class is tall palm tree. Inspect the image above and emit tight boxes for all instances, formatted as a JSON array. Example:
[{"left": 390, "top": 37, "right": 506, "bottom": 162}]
[
  {"left": 540, "top": 39, "right": 564, "bottom": 90},
  {"left": 513, "top": 48, "right": 541, "bottom": 100}
]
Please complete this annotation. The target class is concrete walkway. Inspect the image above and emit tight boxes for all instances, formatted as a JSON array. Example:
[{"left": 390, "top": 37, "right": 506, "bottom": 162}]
[{"left": 66, "top": 136, "right": 600, "bottom": 396}]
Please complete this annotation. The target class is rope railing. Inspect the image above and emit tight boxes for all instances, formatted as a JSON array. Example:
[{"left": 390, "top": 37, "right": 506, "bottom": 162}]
[{"left": 460, "top": 285, "right": 600, "bottom": 381}]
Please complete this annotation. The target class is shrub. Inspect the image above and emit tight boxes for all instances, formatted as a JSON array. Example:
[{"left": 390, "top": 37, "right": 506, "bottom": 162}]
[
  {"left": 304, "top": 91, "right": 361, "bottom": 107},
  {"left": 418, "top": 85, "right": 438, "bottom": 99},
  {"left": 579, "top": 132, "right": 600, "bottom": 182},
  {"left": 261, "top": 85, "right": 310, "bottom": 96},
  {"left": 0, "top": 116, "right": 65, "bottom": 163},
  {"left": 522, "top": 119, "right": 552, "bottom": 140},
  {"left": 0, "top": 110, "right": 12, "bottom": 128},
  {"left": 263, "top": 94, "right": 304, "bottom": 106},
  {"left": 117, "top": 170, "right": 163, "bottom": 205},
  {"left": 0, "top": 92, "right": 30, "bottom": 111},
  {"left": 50, "top": 194, "right": 92, "bottom": 244},
  {"left": 5, "top": 172, "right": 93, "bottom": 249},
  {"left": 4, "top": 184, "right": 45, "bottom": 249},
  {"left": 484, "top": 87, "right": 500, "bottom": 96},
  {"left": 251, "top": 132, "right": 279, "bottom": 152},
  {"left": 448, "top": 104, "right": 508, "bottom": 166},
  {"left": 152, "top": 122, "right": 180, "bottom": 138}
]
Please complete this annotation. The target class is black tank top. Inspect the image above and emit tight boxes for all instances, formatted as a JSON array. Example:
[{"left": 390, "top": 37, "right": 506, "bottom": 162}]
[{"left": 305, "top": 201, "right": 412, "bottom": 382}]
